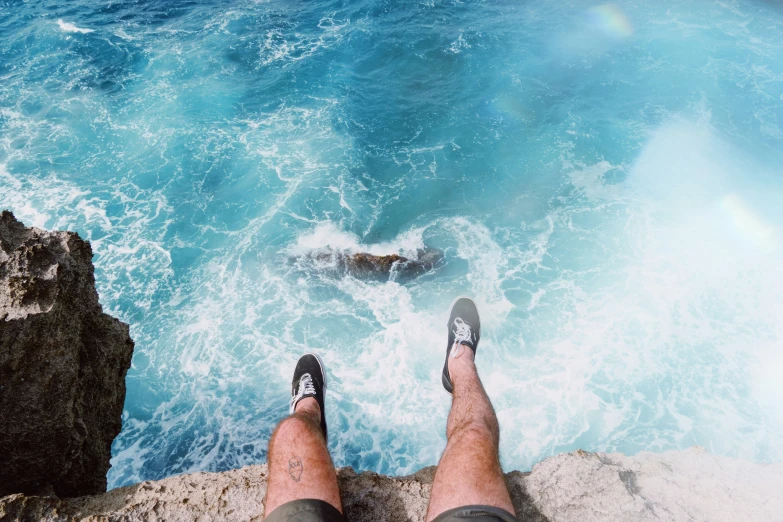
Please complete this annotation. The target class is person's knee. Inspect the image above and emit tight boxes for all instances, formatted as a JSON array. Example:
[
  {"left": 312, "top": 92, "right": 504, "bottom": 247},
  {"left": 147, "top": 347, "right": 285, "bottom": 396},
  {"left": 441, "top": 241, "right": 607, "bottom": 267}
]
[
  {"left": 270, "top": 414, "right": 320, "bottom": 448},
  {"left": 449, "top": 420, "right": 499, "bottom": 449}
]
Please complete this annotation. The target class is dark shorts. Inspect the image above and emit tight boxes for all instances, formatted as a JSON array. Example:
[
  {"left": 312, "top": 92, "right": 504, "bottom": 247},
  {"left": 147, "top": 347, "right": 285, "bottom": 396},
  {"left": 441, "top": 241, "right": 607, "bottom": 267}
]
[
  {"left": 431, "top": 505, "right": 518, "bottom": 522},
  {"left": 265, "top": 499, "right": 345, "bottom": 522},
  {"left": 265, "top": 499, "right": 517, "bottom": 522}
]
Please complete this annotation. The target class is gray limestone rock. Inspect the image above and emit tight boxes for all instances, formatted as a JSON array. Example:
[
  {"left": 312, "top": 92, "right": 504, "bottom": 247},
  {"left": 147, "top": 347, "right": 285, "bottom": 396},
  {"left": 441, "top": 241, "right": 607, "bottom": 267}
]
[
  {"left": 525, "top": 448, "right": 783, "bottom": 522},
  {"left": 0, "top": 211, "right": 135, "bottom": 498},
  {"left": 1, "top": 448, "right": 780, "bottom": 521}
]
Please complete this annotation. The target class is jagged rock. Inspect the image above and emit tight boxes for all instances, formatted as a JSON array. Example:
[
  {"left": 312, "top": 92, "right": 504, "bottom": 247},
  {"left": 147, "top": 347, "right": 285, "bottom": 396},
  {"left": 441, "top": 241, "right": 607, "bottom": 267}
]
[
  {"left": 0, "top": 211, "right": 134, "bottom": 498},
  {"left": 1, "top": 448, "right": 780, "bottom": 521},
  {"left": 308, "top": 248, "right": 443, "bottom": 281}
]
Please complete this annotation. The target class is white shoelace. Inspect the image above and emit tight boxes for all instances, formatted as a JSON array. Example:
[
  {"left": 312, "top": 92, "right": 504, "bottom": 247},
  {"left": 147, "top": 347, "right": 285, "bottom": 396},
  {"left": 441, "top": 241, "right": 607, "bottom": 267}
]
[
  {"left": 450, "top": 317, "right": 472, "bottom": 358},
  {"left": 289, "top": 373, "right": 317, "bottom": 414}
]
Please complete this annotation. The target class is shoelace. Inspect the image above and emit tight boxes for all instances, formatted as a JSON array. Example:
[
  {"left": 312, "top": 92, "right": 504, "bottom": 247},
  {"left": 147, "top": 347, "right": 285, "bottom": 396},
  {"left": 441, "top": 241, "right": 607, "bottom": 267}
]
[
  {"left": 289, "top": 373, "right": 317, "bottom": 414},
  {"left": 450, "top": 317, "right": 472, "bottom": 358}
]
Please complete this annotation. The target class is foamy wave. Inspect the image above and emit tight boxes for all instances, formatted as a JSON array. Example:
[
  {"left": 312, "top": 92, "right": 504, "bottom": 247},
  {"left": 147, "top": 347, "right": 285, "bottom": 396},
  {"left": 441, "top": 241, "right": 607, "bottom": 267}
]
[
  {"left": 289, "top": 221, "right": 426, "bottom": 258},
  {"left": 0, "top": 164, "right": 174, "bottom": 322},
  {"left": 447, "top": 32, "right": 471, "bottom": 54},
  {"left": 257, "top": 17, "right": 349, "bottom": 67},
  {"left": 0, "top": 165, "right": 103, "bottom": 231},
  {"left": 57, "top": 19, "right": 94, "bottom": 34}
]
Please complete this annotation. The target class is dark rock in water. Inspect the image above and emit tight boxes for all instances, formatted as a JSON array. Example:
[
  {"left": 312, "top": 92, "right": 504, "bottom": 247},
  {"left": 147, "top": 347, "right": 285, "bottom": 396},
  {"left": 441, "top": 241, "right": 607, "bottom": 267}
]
[
  {"left": 0, "top": 211, "right": 134, "bottom": 498},
  {"left": 310, "top": 248, "right": 443, "bottom": 281}
]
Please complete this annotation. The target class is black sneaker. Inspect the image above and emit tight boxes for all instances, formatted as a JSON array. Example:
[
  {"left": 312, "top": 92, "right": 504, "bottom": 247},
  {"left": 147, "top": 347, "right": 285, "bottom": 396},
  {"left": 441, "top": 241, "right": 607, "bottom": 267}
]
[
  {"left": 289, "top": 353, "right": 328, "bottom": 441},
  {"left": 442, "top": 297, "right": 481, "bottom": 394}
]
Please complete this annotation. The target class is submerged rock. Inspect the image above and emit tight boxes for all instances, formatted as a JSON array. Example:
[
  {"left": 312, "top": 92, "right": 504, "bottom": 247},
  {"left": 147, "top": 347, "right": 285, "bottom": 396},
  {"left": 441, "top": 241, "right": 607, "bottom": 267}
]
[
  {"left": 308, "top": 248, "right": 443, "bottom": 281},
  {"left": 1, "top": 448, "right": 780, "bottom": 521},
  {"left": 0, "top": 211, "right": 134, "bottom": 498}
]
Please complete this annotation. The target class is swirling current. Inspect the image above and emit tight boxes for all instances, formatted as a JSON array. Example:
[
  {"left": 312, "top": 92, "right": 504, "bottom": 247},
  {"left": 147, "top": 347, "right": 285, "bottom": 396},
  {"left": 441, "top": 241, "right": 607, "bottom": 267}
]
[{"left": 1, "top": 0, "right": 782, "bottom": 488}]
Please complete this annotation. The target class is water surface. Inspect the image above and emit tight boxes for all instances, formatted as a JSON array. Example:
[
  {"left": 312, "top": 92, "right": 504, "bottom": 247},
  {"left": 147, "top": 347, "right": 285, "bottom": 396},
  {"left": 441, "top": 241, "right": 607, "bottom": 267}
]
[{"left": 1, "top": 0, "right": 782, "bottom": 487}]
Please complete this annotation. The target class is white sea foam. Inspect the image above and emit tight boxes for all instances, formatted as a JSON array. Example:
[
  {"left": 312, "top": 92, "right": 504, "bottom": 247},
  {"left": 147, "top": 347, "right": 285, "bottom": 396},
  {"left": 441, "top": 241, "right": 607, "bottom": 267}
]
[
  {"left": 447, "top": 32, "right": 471, "bottom": 54},
  {"left": 0, "top": 166, "right": 95, "bottom": 230},
  {"left": 114, "top": 28, "right": 138, "bottom": 41},
  {"left": 257, "top": 17, "right": 350, "bottom": 67},
  {"left": 57, "top": 19, "right": 94, "bottom": 34},
  {"left": 0, "top": 168, "right": 174, "bottom": 315},
  {"left": 442, "top": 217, "right": 514, "bottom": 325},
  {"left": 290, "top": 221, "right": 426, "bottom": 258}
]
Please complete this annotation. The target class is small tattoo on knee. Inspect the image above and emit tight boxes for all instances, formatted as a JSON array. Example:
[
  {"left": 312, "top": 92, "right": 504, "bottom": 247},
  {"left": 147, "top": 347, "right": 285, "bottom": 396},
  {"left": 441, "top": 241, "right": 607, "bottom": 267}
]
[{"left": 288, "top": 457, "right": 303, "bottom": 482}]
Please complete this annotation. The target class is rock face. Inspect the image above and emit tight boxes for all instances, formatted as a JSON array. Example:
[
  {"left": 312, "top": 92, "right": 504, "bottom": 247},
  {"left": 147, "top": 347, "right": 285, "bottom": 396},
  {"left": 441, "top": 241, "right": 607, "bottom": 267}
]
[
  {"left": 307, "top": 248, "right": 443, "bottom": 281},
  {"left": 1, "top": 448, "right": 780, "bottom": 522},
  {"left": 0, "top": 211, "right": 135, "bottom": 498}
]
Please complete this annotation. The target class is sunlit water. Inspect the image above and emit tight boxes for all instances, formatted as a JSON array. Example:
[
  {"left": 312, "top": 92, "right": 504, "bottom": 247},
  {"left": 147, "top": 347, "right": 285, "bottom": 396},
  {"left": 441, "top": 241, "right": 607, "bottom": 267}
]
[{"left": 1, "top": 0, "right": 782, "bottom": 488}]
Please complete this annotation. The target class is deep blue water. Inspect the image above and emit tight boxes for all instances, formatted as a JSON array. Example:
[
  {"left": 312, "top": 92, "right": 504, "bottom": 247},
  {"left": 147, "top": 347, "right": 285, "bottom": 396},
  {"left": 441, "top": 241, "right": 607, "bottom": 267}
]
[{"left": 1, "top": 0, "right": 782, "bottom": 488}]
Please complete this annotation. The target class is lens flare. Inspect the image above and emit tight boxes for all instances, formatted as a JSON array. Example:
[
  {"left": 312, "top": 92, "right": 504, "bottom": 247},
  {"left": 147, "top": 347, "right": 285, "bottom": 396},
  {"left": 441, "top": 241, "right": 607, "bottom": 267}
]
[
  {"left": 720, "top": 194, "right": 779, "bottom": 252},
  {"left": 587, "top": 4, "right": 634, "bottom": 39}
]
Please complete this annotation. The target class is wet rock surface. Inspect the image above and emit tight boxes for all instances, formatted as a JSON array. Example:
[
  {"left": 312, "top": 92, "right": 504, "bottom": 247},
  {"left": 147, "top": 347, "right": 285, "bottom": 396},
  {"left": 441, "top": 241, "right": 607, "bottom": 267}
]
[
  {"left": 306, "top": 248, "right": 443, "bottom": 281},
  {"left": 1, "top": 448, "right": 780, "bottom": 521},
  {"left": 0, "top": 211, "right": 134, "bottom": 498}
]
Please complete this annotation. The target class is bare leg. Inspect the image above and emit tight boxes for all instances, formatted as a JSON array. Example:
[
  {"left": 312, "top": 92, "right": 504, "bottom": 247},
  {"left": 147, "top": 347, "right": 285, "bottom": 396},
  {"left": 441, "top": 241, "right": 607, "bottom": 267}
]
[
  {"left": 426, "top": 347, "right": 515, "bottom": 521},
  {"left": 264, "top": 398, "right": 342, "bottom": 518}
]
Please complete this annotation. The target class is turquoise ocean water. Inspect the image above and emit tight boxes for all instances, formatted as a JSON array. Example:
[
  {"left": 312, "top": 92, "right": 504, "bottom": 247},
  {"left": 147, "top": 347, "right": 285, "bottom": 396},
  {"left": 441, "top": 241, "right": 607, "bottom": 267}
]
[{"left": 1, "top": 0, "right": 782, "bottom": 488}]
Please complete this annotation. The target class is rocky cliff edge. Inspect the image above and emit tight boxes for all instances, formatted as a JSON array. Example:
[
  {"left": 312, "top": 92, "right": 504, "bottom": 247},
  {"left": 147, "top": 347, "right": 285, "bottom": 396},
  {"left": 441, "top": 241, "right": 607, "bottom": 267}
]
[
  {"left": 2, "top": 447, "right": 782, "bottom": 522},
  {"left": 0, "top": 211, "right": 134, "bottom": 498}
]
